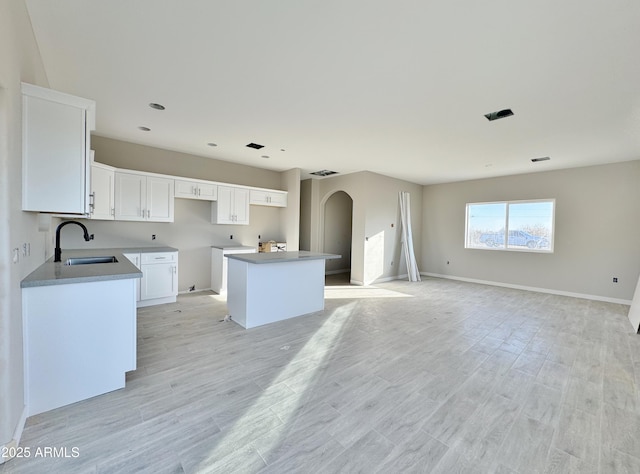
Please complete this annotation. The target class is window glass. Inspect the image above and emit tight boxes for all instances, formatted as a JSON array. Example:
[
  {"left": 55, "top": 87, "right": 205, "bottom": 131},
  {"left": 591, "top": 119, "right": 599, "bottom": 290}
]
[{"left": 465, "top": 199, "right": 554, "bottom": 252}]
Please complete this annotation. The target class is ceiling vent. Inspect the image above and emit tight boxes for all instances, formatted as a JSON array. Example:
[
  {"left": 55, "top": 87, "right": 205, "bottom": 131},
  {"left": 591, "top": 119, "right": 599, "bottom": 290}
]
[
  {"left": 310, "top": 170, "right": 338, "bottom": 177},
  {"left": 484, "top": 109, "right": 514, "bottom": 121},
  {"left": 246, "top": 142, "right": 264, "bottom": 149},
  {"left": 531, "top": 156, "right": 550, "bottom": 162}
]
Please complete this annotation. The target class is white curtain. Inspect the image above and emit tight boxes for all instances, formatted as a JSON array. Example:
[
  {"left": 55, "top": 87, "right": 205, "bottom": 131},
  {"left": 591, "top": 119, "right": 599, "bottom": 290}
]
[{"left": 399, "top": 191, "right": 421, "bottom": 282}]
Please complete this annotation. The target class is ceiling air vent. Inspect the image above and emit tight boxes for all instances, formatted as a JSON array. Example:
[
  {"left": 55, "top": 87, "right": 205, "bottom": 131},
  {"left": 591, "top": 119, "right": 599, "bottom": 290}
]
[
  {"left": 246, "top": 142, "right": 265, "bottom": 149},
  {"left": 310, "top": 170, "right": 338, "bottom": 177},
  {"left": 484, "top": 108, "right": 514, "bottom": 121},
  {"left": 531, "top": 157, "right": 550, "bottom": 162}
]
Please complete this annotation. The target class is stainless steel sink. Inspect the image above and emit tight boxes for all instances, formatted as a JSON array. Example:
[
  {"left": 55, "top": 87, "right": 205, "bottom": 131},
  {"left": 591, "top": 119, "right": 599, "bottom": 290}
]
[{"left": 65, "top": 256, "right": 118, "bottom": 266}]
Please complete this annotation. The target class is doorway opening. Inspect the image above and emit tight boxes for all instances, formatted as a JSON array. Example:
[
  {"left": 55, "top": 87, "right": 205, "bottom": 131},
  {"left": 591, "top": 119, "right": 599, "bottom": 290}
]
[{"left": 323, "top": 191, "right": 353, "bottom": 286}]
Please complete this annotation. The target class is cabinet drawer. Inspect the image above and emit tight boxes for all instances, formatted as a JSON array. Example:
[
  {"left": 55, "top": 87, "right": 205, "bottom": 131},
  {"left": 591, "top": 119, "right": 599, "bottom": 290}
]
[{"left": 141, "top": 252, "right": 177, "bottom": 264}]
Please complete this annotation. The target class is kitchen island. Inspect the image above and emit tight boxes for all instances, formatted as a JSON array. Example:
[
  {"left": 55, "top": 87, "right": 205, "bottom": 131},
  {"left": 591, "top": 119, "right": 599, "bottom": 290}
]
[
  {"left": 21, "top": 249, "right": 144, "bottom": 416},
  {"left": 226, "top": 251, "right": 340, "bottom": 329}
]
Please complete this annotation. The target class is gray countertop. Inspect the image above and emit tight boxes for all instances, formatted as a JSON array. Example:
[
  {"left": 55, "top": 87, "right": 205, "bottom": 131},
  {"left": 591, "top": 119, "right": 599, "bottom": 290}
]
[
  {"left": 21, "top": 247, "right": 177, "bottom": 288},
  {"left": 226, "top": 251, "right": 340, "bottom": 264},
  {"left": 211, "top": 244, "right": 256, "bottom": 251}
]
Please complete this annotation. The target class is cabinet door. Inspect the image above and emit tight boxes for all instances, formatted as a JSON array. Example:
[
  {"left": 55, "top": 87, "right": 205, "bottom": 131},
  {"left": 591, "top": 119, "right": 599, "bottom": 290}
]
[
  {"left": 197, "top": 182, "right": 218, "bottom": 201},
  {"left": 90, "top": 164, "right": 115, "bottom": 220},
  {"left": 114, "top": 172, "right": 146, "bottom": 220},
  {"left": 233, "top": 188, "right": 250, "bottom": 225},
  {"left": 22, "top": 91, "right": 89, "bottom": 214},
  {"left": 147, "top": 176, "right": 174, "bottom": 222},
  {"left": 174, "top": 179, "right": 197, "bottom": 199},
  {"left": 140, "top": 263, "right": 177, "bottom": 300},
  {"left": 250, "top": 189, "right": 287, "bottom": 207},
  {"left": 212, "top": 185, "right": 234, "bottom": 224}
]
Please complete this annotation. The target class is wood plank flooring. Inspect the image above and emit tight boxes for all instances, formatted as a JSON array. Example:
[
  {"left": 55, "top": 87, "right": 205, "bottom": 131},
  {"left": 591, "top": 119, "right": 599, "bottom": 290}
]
[{"left": 2, "top": 277, "right": 639, "bottom": 473}]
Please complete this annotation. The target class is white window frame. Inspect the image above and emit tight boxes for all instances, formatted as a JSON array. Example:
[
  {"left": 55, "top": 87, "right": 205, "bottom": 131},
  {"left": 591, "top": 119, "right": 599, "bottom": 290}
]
[{"left": 465, "top": 199, "right": 555, "bottom": 253}]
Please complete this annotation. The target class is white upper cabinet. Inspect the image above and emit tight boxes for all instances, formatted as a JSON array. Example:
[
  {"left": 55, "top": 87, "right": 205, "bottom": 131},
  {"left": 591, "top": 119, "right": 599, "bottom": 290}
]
[
  {"left": 174, "top": 179, "right": 218, "bottom": 201},
  {"left": 114, "top": 171, "right": 174, "bottom": 222},
  {"left": 250, "top": 189, "right": 288, "bottom": 207},
  {"left": 90, "top": 162, "right": 115, "bottom": 220},
  {"left": 21, "top": 83, "right": 96, "bottom": 214},
  {"left": 212, "top": 186, "right": 250, "bottom": 225}
]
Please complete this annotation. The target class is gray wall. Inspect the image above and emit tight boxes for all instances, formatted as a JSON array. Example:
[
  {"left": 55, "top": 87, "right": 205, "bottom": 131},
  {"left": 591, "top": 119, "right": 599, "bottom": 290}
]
[
  {"left": 308, "top": 171, "right": 423, "bottom": 285},
  {"left": 61, "top": 137, "right": 290, "bottom": 292},
  {"left": 0, "top": 0, "right": 50, "bottom": 449},
  {"left": 421, "top": 160, "right": 640, "bottom": 302}
]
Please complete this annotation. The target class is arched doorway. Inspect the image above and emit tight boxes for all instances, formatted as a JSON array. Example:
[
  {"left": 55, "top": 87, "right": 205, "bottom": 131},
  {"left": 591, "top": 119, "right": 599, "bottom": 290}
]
[{"left": 323, "top": 191, "right": 353, "bottom": 285}]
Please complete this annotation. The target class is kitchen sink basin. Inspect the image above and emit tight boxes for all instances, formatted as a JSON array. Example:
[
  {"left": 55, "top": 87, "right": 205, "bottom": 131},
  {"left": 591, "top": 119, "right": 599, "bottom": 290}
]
[{"left": 65, "top": 256, "right": 118, "bottom": 266}]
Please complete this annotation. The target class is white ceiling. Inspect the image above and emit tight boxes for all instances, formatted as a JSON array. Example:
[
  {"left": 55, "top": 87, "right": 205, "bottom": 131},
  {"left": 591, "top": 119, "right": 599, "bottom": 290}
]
[{"left": 24, "top": 0, "right": 640, "bottom": 185}]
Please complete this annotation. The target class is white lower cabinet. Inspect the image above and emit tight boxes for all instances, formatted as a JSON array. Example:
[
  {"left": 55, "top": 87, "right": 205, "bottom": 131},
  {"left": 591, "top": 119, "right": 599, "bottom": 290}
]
[
  {"left": 123, "top": 251, "right": 178, "bottom": 307},
  {"left": 211, "top": 246, "right": 256, "bottom": 294}
]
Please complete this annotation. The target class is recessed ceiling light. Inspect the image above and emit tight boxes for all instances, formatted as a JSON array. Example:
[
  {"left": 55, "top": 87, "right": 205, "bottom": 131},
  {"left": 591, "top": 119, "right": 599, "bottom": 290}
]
[
  {"left": 484, "top": 109, "right": 514, "bottom": 121},
  {"left": 531, "top": 156, "right": 550, "bottom": 162},
  {"left": 149, "top": 103, "right": 165, "bottom": 110},
  {"left": 138, "top": 126, "right": 151, "bottom": 131},
  {"left": 246, "top": 142, "right": 265, "bottom": 150},
  {"left": 310, "top": 170, "right": 338, "bottom": 177},
  {"left": 207, "top": 142, "right": 217, "bottom": 147},
  {"left": 261, "top": 155, "right": 270, "bottom": 159}
]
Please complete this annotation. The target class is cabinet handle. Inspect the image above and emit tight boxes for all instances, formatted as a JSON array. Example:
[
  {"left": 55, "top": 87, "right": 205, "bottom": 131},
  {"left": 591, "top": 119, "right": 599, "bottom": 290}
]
[
  {"left": 147, "top": 209, "right": 150, "bottom": 218},
  {"left": 111, "top": 208, "right": 115, "bottom": 216},
  {"left": 198, "top": 188, "right": 201, "bottom": 196},
  {"left": 89, "top": 192, "right": 95, "bottom": 212}
]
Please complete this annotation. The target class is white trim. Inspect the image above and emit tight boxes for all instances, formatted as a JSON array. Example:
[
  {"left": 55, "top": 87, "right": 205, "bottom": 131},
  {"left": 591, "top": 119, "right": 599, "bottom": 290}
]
[
  {"left": 372, "top": 273, "right": 409, "bottom": 284},
  {"left": 421, "top": 272, "right": 632, "bottom": 305},
  {"left": 350, "top": 278, "right": 364, "bottom": 286},
  {"left": 0, "top": 405, "right": 28, "bottom": 465}
]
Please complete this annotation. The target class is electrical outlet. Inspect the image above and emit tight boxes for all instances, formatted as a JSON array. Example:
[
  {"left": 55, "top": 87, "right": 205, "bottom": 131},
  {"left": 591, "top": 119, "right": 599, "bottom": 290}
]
[
  {"left": 447, "top": 261, "right": 450, "bottom": 265},
  {"left": 12, "top": 248, "right": 19, "bottom": 264},
  {"left": 152, "top": 234, "right": 156, "bottom": 240},
  {"left": 230, "top": 234, "right": 233, "bottom": 240},
  {"left": 613, "top": 277, "right": 618, "bottom": 283}
]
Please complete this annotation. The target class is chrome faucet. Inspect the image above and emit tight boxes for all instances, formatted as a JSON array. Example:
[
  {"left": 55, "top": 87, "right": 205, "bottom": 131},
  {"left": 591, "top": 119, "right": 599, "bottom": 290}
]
[{"left": 54, "top": 221, "right": 94, "bottom": 262}]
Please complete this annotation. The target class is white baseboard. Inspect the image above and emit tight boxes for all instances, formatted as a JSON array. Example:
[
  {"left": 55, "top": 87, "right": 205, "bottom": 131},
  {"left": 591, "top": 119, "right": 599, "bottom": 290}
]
[
  {"left": 421, "top": 272, "right": 632, "bottom": 305},
  {"left": 0, "top": 405, "right": 27, "bottom": 465}
]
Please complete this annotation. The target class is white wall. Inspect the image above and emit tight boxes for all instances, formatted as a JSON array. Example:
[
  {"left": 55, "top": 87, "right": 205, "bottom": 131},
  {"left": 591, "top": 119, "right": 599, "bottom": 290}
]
[
  {"left": 421, "top": 161, "right": 640, "bottom": 302},
  {"left": 0, "top": 0, "right": 49, "bottom": 453}
]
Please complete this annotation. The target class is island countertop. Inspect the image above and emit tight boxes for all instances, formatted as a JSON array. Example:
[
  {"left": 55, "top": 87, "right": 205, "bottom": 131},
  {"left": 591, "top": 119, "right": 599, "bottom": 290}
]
[
  {"left": 226, "top": 250, "right": 340, "bottom": 264},
  {"left": 20, "top": 247, "right": 177, "bottom": 288}
]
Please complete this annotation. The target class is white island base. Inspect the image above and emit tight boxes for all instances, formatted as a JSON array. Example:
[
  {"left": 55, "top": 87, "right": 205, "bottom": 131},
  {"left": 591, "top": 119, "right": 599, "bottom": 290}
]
[
  {"left": 227, "top": 251, "right": 339, "bottom": 329},
  {"left": 22, "top": 278, "right": 137, "bottom": 416}
]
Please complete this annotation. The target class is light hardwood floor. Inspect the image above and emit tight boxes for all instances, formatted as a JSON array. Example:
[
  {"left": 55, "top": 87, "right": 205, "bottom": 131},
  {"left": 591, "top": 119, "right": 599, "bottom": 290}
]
[{"left": 2, "top": 277, "right": 639, "bottom": 473}]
